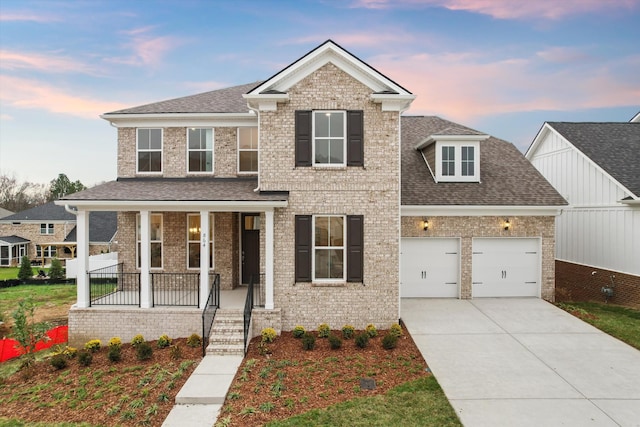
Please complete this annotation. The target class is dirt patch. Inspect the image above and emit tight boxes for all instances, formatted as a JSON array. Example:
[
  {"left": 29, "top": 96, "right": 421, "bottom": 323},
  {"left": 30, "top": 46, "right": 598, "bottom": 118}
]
[{"left": 0, "top": 304, "right": 72, "bottom": 338}]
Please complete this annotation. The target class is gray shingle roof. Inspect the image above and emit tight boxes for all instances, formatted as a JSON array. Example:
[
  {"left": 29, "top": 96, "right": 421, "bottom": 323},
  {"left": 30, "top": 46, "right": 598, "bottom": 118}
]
[
  {"left": 0, "top": 235, "right": 30, "bottom": 244},
  {"left": 60, "top": 177, "right": 288, "bottom": 202},
  {"left": 104, "top": 82, "right": 263, "bottom": 115},
  {"left": 0, "top": 208, "right": 13, "bottom": 219},
  {"left": 547, "top": 122, "right": 640, "bottom": 197},
  {"left": 402, "top": 116, "right": 567, "bottom": 206},
  {"left": 1, "top": 201, "right": 75, "bottom": 222},
  {"left": 64, "top": 211, "right": 117, "bottom": 243}
]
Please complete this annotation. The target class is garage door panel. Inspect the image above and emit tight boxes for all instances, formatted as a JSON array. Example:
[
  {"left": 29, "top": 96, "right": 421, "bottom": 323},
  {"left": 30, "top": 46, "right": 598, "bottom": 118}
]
[
  {"left": 472, "top": 238, "right": 540, "bottom": 298},
  {"left": 401, "top": 238, "right": 459, "bottom": 298}
]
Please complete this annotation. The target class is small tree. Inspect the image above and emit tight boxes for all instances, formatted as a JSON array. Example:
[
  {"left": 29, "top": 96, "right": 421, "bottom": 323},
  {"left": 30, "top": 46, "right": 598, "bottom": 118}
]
[
  {"left": 11, "top": 297, "right": 50, "bottom": 367},
  {"left": 48, "top": 258, "right": 65, "bottom": 281},
  {"left": 18, "top": 256, "right": 33, "bottom": 281}
]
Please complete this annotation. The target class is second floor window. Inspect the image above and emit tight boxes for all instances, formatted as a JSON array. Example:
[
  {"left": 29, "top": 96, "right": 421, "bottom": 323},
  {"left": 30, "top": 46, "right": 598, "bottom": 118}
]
[
  {"left": 314, "top": 111, "right": 346, "bottom": 166},
  {"left": 188, "top": 128, "right": 213, "bottom": 173},
  {"left": 40, "top": 223, "right": 54, "bottom": 235},
  {"left": 238, "top": 127, "right": 258, "bottom": 173},
  {"left": 436, "top": 142, "right": 479, "bottom": 182},
  {"left": 137, "top": 128, "right": 162, "bottom": 173}
]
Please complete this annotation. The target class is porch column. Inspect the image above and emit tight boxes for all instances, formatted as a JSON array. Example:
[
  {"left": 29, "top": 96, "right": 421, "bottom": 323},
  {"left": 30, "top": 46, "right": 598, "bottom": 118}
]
[
  {"left": 199, "top": 210, "right": 210, "bottom": 309},
  {"left": 76, "top": 210, "right": 90, "bottom": 308},
  {"left": 265, "top": 209, "right": 274, "bottom": 309},
  {"left": 140, "top": 210, "right": 151, "bottom": 308}
]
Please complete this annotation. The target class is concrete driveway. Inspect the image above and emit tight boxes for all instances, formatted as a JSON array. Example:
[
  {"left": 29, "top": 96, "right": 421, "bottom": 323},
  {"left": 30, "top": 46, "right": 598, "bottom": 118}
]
[{"left": 401, "top": 298, "right": 640, "bottom": 427}]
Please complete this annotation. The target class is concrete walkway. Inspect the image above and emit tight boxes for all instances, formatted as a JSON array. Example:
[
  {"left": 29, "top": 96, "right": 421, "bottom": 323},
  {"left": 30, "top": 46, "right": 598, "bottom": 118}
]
[
  {"left": 162, "top": 355, "right": 243, "bottom": 427},
  {"left": 401, "top": 298, "right": 640, "bottom": 427}
]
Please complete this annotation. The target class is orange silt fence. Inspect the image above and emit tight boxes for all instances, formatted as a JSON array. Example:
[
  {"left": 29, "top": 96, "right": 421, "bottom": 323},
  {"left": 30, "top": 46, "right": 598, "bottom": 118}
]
[{"left": 0, "top": 325, "right": 69, "bottom": 363}]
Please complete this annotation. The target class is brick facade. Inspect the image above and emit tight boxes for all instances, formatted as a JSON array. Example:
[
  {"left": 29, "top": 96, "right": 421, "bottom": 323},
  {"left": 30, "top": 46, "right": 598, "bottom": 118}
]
[
  {"left": 260, "top": 63, "right": 401, "bottom": 330},
  {"left": 556, "top": 260, "right": 640, "bottom": 309},
  {"left": 401, "top": 216, "right": 557, "bottom": 300}
]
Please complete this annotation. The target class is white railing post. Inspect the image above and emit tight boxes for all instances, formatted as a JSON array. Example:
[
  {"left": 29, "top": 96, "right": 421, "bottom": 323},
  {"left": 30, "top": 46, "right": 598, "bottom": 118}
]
[
  {"left": 265, "top": 209, "right": 275, "bottom": 309},
  {"left": 140, "top": 210, "right": 151, "bottom": 308},
  {"left": 76, "top": 210, "right": 90, "bottom": 308},
  {"left": 199, "top": 210, "right": 210, "bottom": 309}
]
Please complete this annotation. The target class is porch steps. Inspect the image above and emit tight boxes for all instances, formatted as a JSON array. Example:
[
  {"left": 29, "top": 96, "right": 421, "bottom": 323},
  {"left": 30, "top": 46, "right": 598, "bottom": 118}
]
[{"left": 206, "top": 309, "right": 245, "bottom": 356}]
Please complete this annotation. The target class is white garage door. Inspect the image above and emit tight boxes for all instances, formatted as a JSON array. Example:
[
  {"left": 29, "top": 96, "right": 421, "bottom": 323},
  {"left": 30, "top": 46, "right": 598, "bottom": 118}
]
[
  {"left": 472, "top": 238, "right": 540, "bottom": 297},
  {"left": 401, "top": 238, "right": 459, "bottom": 297}
]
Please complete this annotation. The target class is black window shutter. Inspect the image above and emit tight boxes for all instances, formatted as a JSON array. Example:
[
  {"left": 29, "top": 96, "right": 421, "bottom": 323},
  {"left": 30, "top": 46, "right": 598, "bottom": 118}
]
[
  {"left": 346, "top": 215, "right": 364, "bottom": 282},
  {"left": 295, "top": 215, "right": 312, "bottom": 282},
  {"left": 295, "top": 110, "right": 312, "bottom": 167},
  {"left": 347, "top": 110, "right": 364, "bottom": 166}
]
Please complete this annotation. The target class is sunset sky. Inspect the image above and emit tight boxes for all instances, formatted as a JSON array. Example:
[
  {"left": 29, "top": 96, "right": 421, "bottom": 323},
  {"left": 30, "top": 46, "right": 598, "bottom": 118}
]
[{"left": 1, "top": 0, "right": 639, "bottom": 186}]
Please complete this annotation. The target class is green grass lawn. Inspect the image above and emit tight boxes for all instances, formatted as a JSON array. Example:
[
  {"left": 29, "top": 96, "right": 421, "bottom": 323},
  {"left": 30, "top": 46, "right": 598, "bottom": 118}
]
[
  {"left": 0, "top": 283, "right": 76, "bottom": 324},
  {"left": 557, "top": 301, "right": 640, "bottom": 350},
  {"left": 0, "top": 267, "right": 22, "bottom": 280},
  {"left": 264, "top": 376, "right": 461, "bottom": 427}
]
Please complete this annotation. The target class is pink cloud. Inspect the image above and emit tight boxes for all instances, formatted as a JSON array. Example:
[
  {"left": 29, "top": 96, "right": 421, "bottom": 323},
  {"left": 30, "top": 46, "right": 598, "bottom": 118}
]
[
  {"left": 0, "top": 50, "right": 98, "bottom": 75},
  {"left": 350, "top": 0, "right": 638, "bottom": 19},
  {"left": 0, "top": 12, "right": 60, "bottom": 22},
  {"left": 536, "top": 46, "right": 593, "bottom": 64},
  {"left": 370, "top": 51, "right": 640, "bottom": 122},
  {"left": 0, "top": 75, "right": 127, "bottom": 119},
  {"left": 106, "top": 27, "right": 185, "bottom": 67}
]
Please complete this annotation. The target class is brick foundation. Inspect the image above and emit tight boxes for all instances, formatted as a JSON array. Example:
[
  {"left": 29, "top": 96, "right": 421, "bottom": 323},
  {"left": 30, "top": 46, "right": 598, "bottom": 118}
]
[{"left": 555, "top": 260, "right": 640, "bottom": 308}]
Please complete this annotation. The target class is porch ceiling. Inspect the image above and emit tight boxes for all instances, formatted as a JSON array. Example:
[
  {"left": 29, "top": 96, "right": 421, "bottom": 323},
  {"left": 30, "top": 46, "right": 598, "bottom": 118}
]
[{"left": 55, "top": 177, "right": 288, "bottom": 211}]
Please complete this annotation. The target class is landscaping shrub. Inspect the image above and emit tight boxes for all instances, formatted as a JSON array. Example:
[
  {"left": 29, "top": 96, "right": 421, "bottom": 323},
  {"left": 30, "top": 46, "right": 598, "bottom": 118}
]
[
  {"left": 108, "top": 337, "right": 122, "bottom": 348},
  {"left": 131, "top": 334, "right": 145, "bottom": 347},
  {"left": 157, "top": 334, "right": 172, "bottom": 348},
  {"left": 84, "top": 339, "right": 101, "bottom": 353},
  {"left": 355, "top": 332, "right": 369, "bottom": 349},
  {"left": 186, "top": 333, "right": 202, "bottom": 348},
  {"left": 328, "top": 334, "right": 342, "bottom": 350},
  {"left": 78, "top": 350, "right": 93, "bottom": 366},
  {"left": 292, "top": 325, "right": 305, "bottom": 338},
  {"left": 317, "top": 323, "right": 331, "bottom": 338},
  {"left": 18, "top": 256, "right": 33, "bottom": 281},
  {"left": 261, "top": 327, "right": 277, "bottom": 343},
  {"left": 62, "top": 346, "right": 77, "bottom": 359},
  {"left": 170, "top": 344, "right": 183, "bottom": 360},
  {"left": 341, "top": 324, "right": 355, "bottom": 339},
  {"left": 136, "top": 342, "right": 153, "bottom": 360},
  {"left": 48, "top": 258, "right": 65, "bottom": 281},
  {"left": 390, "top": 323, "right": 403, "bottom": 337},
  {"left": 382, "top": 332, "right": 399, "bottom": 350},
  {"left": 50, "top": 353, "right": 67, "bottom": 370},
  {"left": 108, "top": 345, "right": 122, "bottom": 362},
  {"left": 365, "top": 324, "right": 378, "bottom": 338},
  {"left": 301, "top": 333, "right": 316, "bottom": 350}
]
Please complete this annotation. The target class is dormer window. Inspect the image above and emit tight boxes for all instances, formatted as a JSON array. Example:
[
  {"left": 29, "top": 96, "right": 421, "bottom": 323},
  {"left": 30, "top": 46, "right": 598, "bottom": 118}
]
[
  {"left": 436, "top": 142, "right": 479, "bottom": 182},
  {"left": 415, "top": 132, "right": 488, "bottom": 183}
]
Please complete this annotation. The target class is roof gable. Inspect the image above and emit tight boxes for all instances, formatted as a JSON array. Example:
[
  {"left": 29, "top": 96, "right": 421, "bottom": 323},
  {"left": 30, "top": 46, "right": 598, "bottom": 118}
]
[
  {"left": 245, "top": 40, "right": 415, "bottom": 111},
  {"left": 544, "top": 122, "right": 640, "bottom": 198}
]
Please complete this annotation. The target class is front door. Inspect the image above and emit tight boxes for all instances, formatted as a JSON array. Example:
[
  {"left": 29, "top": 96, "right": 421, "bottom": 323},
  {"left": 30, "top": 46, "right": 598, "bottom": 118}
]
[{"left": 241, "top": 213, "right": 260, "bottom": 284}]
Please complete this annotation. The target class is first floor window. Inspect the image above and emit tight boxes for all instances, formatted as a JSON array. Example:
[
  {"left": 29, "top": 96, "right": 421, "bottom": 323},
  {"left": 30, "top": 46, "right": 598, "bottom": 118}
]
[
  {"left": 40, "top": 223, "right": 54, "bottom": 235},
  {"left": 137, "top": 213, "right": 163, "bottom": 269},
  {"left": 295, "top": 214, "right": 363, "bottom": 283},
  {"left": 188, "top": 128, "right": 213, "bottom": 172},
  {"left": 187, "top": 214, "right": 214, "bottom": 269},
  {"left": 238, "top": 127, "right": 258, "bottom": 173},
  {"left": 36, "top": 245, "right": 56, "bottom": 258},
  {"left": 313, "top": 215, "right": 345, "bottom": 280},
  {"left": 137, "top": 128, "right": 162, "bottom": 173}
]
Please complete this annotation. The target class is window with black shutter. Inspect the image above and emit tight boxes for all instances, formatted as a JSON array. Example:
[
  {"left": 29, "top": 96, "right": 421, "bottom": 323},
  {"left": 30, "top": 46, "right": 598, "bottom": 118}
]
[
  {"left": 295, "top": 215, "right": 312, "bottom": 281},
  {"left": 347, "top": 111, "right": 364, "bottom": 166},
  {"left": 346, "top": 215, "right": 363, "bottom": 282},
  {"left": 295, "top": 111, "right": 312, "bottom": 167}
]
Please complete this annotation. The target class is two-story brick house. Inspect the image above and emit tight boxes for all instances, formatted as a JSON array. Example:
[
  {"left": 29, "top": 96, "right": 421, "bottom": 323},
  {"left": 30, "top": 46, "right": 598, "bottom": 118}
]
[{"left": 58, "top": 41, "right": 565, "bottom": 346}]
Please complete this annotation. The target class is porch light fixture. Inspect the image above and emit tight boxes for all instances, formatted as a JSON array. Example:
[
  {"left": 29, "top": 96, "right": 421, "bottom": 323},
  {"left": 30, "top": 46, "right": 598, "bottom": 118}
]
[
  {"left": 422, "top": 219, "right": 430, "bottom": 231},
  {"left": 503, "top": 219, "right": 511, "bottom": 231}
]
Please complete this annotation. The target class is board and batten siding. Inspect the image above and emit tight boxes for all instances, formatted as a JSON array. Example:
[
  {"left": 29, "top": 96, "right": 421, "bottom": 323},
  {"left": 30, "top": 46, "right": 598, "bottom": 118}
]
[{"left": 529, "top": 129, "right": 640, "bottom": 276}]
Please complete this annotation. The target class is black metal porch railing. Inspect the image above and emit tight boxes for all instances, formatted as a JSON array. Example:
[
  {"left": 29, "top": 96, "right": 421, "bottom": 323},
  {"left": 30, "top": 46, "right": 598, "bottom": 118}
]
[
  {"left": 244, "top": 273, "right": 265, "bottom": 354},
  {"left": 201, "top": 273, "right": 220, "bottom": 356},
  {"left": 89, "top": 263, "right": 141, "bottom": 306},
  {"left": 150, "top": 272, "right": 200, "bottom": 307}
]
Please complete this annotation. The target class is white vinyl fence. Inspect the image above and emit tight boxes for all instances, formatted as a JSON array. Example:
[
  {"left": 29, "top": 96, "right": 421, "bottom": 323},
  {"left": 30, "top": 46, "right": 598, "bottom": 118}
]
[{"left": 65, "top": 252, "right": 118, "bottom": 278}]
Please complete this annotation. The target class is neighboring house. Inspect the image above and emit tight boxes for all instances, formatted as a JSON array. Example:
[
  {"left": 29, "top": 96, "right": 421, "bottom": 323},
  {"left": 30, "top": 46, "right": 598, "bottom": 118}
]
[
  {"left": 0, "top": 208, "right": 13, "bottom": 219},
  {"left": 0, "top": 202, "right": 117, "bottom": 266},
  {"left": 526, "top": 118, "right": 640, "bottom": 306},
  {"left": 57, "top": 40, "right": 565, "bottom": 346}
]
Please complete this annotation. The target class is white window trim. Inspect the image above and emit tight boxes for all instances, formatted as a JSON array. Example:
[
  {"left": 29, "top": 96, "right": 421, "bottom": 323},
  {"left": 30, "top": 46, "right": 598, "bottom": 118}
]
[
  {"left": 312, "top": 110, "right": 347, "bottom": 167},
  {"left": 186, "top": 128, "right": 214, "bottom": 174},
  {"left": 312, "top": 214, "right": 346, "bottom": 282},
  {"left": 237, "top": 127, "right": 259, "bottom": 174},
  {"left": 136, "top": 128, "right": 163, "bottom": 174},
  {"left": 435, "top": 141, "right": 480, "bottom": 182},
  {"left": 186, "top": 213, "right": 215, "bottom": 270},
  {"left": 40, "top": 223, "right": 54, "bottom": 235},
  {"left": 136, "top": 213, "right": 163, "bottom": 269}
]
